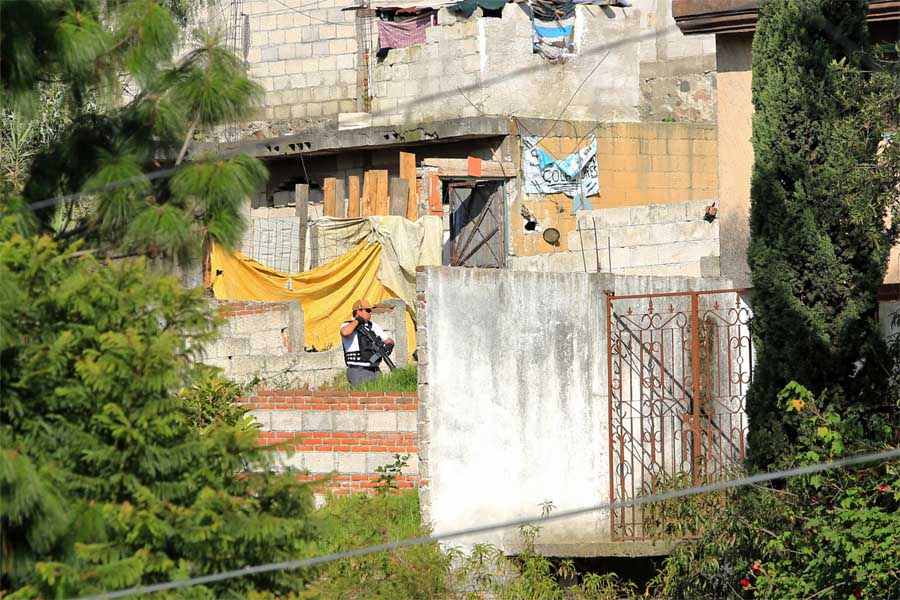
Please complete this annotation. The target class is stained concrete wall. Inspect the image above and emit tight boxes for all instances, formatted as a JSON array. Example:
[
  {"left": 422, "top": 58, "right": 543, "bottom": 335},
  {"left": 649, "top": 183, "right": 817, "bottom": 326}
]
[
  {"left": 509, "top": 121, "right": 717, "bottom": 258},
  {"left": 715, "top": 33, "right": 754, "bottom": 289},
  {"left": 510, "top": 199, "right": 719, "bottom": 277},
  {"left": 371, "top": 1, "right": 716, "bottom": 128},
  {"left": 415, "top": 266, "right": 737, "bottom": 555},
  {"left": 220, "top": 0, "right": 715, "bottom": 135}
]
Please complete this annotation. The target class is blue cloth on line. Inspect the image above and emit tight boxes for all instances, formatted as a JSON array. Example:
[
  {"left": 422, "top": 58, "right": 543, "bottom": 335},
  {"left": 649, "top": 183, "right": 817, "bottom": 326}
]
[
  {"left": 572, "top": 192, "right": 594, "bottom": 214},
  {"left": 532, "top": 22, "right": 574, "bottom": 38}
]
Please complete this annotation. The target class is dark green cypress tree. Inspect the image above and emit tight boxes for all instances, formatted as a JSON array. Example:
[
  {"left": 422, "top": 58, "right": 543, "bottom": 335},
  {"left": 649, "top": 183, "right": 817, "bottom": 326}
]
[{"left": 746, "top": 0, "right": 897, "bottom": 468}]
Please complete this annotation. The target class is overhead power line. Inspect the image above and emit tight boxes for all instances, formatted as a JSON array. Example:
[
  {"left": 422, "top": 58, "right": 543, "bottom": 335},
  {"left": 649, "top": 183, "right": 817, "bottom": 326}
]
[{"left": 76, "top": 447, "right": 900, "bottom": 600}]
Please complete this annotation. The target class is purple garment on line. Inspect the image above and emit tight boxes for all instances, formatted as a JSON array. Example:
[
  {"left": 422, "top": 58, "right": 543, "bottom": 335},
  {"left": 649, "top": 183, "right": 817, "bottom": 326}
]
[{"left": 378, "top": 14, "right": 434, "bottom": 50}]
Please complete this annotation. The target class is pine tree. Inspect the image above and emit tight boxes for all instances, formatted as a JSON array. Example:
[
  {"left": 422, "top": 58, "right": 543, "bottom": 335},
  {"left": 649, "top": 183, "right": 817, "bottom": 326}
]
[
  {"left": 0, "top": 232, "right": 318, "bottom": 597},
  {"left": 746, "top": 0, "right": 899, "bottom": 468},
  {"left": 0, "top": 0, "right": 266, "bottom": 265}
]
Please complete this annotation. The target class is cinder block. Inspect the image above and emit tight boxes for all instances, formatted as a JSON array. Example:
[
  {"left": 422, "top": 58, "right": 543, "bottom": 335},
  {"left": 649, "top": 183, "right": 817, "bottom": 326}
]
[
  {"left": 367, "top": 412, "right": 397, "bottom": 432},
  {"left": 270, "top": 411, "right": 304, "bottom": 432},
  {"left": 319, "top": 55, "right": 338, "bottom": 71},
  {"left": 272, "top": 451, "right": 303, "bottom": 471},
  {"left": 337, "top": 53, "right": 354, "bottom": 70},
  {"left": 304, "top": 452, "right": 335, "bottom": 473},
  {"left": 336, "top": 452, "right": 367, "bottom": 473},
  {"left": 208, "top": 337, "right": 251, "bottom": 358},
  {"left": 248, "top": 409, "right": 273, "bottom": 430},
  {"left": 403, "top": 453, "right": 420, "bottom": 475},
  {"left": 397, "top": 412, "right": 417, "bottom": 432},
  {"left": 269, "top": 29, "right": 285, "bottom": 45},
  {"left": 303, "top": 411, "right": 334, "bottom": 431},
  {"left": 366, "top": 452, "right": 399, "bottom": 473},
  {"left": 334, "top": 411, "right": 366, "bottom": 432},
  {"left": 249, "top": 329, "right": 281, "bottom": 352}
]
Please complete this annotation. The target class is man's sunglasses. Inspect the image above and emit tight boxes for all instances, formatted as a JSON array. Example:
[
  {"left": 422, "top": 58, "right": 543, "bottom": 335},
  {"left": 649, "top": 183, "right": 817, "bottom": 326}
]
[{"left": 357, "top": 308, "right": 372, "bottom": 313}]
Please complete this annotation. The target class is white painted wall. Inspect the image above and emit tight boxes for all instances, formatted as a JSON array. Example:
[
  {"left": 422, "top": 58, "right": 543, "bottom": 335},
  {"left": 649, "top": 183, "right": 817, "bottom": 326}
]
[{"left": 415, "top": 267, "right": 740, "bottom": 555}]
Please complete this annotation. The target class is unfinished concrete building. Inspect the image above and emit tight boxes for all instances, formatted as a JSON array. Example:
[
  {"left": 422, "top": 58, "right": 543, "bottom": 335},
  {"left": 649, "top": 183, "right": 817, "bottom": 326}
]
[{"left": 192, "top": 0, "right": 722, "bottom": 276}]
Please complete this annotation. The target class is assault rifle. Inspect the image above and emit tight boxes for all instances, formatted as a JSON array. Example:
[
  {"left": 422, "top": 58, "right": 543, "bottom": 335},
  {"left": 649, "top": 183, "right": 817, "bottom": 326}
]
[{"left": 356, "top": 321, "right": 396, "bottom": 371}]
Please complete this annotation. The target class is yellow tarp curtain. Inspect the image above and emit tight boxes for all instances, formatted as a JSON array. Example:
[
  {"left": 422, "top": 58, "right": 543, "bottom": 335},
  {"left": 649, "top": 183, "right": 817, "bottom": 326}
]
[{"left": 210, "top": 241, "right": 416, "bottom": 356}]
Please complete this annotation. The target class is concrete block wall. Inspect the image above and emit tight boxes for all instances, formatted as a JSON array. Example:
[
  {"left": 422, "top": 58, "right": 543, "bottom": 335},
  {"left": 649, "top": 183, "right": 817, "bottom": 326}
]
[
  {"left": 238, "top": 0, "right": 359, "bottom": 136},
  {"left": 207, "top": 301, "right": 303, "bottom": 358},
  {"left": 204, "top": 0, "right": 715, "bottom": 135},
  {"left": 370, "top": 2, "right": 717, "bottom": 128},
  {"left": 240, "top": 390, "right": 420, "bottom": 496},
  {"left": 511, "top": 122, "right": 717, "bottom": 257},
  {"left": 206, "top": 299, "right": 409, "bottom": 388},
  {"left": 509, "top": 199, "right": 718, "bottom": 277},
  {"left": 204, "top": 300, "right": 347, "bottom": 388}
]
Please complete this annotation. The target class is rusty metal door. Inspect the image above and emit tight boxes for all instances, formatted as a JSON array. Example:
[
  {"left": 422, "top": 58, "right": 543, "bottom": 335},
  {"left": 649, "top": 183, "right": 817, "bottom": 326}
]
[
  {"left": 606, "top": 289, "right": 752, "bottom": 541},
  {"left": 448, "top": 181, "right": 505, "bottom": 268}
]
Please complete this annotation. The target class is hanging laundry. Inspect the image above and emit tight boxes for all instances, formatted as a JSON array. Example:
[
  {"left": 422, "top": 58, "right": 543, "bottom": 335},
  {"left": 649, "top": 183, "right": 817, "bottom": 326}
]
[
  {"left": 522, "top": 136, "right": 600, "bottom": 198},
  {"left": 377, "top": 13, "right": 435, "bottom": 50},
  {"left": 453, "top": 0, "right": 507, "bottom": 17},
  {"left": 530, "top": 0, "right": 577, "bottom": 61}
]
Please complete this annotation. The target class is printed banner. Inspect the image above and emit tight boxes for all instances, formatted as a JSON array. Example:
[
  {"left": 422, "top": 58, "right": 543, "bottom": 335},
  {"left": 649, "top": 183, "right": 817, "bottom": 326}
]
[{"left": 522, "top": 136, "right": 600, "bottom": 198}]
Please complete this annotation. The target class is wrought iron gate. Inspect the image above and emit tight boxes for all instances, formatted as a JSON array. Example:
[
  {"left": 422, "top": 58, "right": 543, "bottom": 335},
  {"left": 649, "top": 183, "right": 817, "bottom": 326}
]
[
  {"left": 607, "top": 289, "right": 752, "bottom": 541},
  {"left": 448, "top": 181, "right": 505, "bottom": 268}
]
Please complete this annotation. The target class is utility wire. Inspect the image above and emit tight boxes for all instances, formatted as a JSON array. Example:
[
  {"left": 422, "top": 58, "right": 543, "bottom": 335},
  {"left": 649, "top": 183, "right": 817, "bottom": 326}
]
[
  {"left": 76, "top": 447, "right": 900, "bottom": 600},
  {"left": 23, "top": 22, "right": 671, "bottom": 214}
]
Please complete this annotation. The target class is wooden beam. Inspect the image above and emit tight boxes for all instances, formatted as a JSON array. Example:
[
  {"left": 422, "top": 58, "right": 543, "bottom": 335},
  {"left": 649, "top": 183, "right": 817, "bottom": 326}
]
[
  {"left": 372, "top": 170, "right": 389, "bottom": 215},
  {"left": 362, "top": 171, "right": 373, "bottom": 216},
  {"left": 334, "top": 179, "right": 346, "bottom": 218},
  {"left": 348, "top": 176, "right": 361, "bottom": 217},
  {"left": 295, "top": 183, "right": 309, "bottom": 272},
  {"left": 323, "top": 178, "right": 337, "bottom": 217},
  {"left": 399, "top": 151, "right": 417, "bottom": 220},
  {"left": 425, "top": 173, "right": 442, "bottom": 216},
  {"left": 421, "top": 158, "right": 515, "bottom": 178},
  {"left": 389, "top": 178, "right": 410, "bottom": 216}
]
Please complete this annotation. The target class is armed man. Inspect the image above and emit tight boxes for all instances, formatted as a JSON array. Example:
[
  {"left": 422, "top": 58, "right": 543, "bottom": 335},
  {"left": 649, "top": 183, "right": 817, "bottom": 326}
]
[{"left": 339, "top": 299, "right": 395, "bottom": 387}]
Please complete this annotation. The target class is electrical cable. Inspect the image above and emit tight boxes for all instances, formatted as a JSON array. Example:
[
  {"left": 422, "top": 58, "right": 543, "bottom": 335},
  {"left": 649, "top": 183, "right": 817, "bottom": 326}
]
[
  {"left": 75, "top": 447, "right": 900, "bottom": 600},
  {"left": 21, "top": 24, "right": 678, "bottom": 214}
]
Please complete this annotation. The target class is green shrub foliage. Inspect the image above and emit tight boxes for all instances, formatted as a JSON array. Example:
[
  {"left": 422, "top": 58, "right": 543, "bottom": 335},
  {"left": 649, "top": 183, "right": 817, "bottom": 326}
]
[
  {"left": 0, "top": 0, "right": 267, "bottom": 265},
  {"left": 0, "top": 233, "right": 316, "bottom": 598},
  {"left": 746, "top": 0, "right": 899, "bottom": 467}
]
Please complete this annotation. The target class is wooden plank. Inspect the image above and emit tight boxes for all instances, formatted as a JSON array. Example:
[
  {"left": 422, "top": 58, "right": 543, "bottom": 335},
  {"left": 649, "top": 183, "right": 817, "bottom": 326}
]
[
  {"left": 467, "top": 156, "right": 482, "bottom": 177},
  {"left": 399, "top": 151, "right": 417, "bottom": 220},
  {"left": 295, "top": 183, "right": 309, "bottom": 272},
  {"left": 389, "top": 178, "right": 410, "bottom": 216},
  {"left": 323, "top": 178, "right": 337, "bottom": 217},
  {"left": 426, "top": 173, "right": 442, "bottom": 216},
  {"left": 372, "top": 170, "right": 389, "bottom": 215},
  {"left": 421, "top": 158, "right": 515, "bottom": 178},
  {"left": 334, "top": 179, "right": 346, "bottom": 218},
  {"left": 348, "top": 176, "right": 361, "bottom": 217},
  {"left": 362, "top": 171, "right": 373, "bottom": 216}
]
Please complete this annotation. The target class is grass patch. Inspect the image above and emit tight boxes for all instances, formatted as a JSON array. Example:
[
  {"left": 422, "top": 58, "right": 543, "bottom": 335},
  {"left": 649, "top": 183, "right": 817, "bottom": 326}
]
[
  {"left": 307, "top": 490, "right": 450, "bottom": 599},
  {"left": 321, "top": 365, "right": 418, "bottom": 392}
]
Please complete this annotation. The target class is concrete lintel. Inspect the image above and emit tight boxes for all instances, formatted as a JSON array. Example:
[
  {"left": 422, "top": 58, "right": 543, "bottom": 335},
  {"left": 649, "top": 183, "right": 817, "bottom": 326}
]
[{"left": 189, "top": 116, "right": 511, "bottom": 161}]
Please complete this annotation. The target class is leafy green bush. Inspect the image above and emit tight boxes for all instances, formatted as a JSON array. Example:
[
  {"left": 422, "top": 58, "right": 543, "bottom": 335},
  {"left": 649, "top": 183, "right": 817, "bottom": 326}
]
[
  {"left": 650, "top": 381, "right": 900, "bottom": 600},
  {"left": 0, "top": 234, "right": 317, "bottom": 598}
]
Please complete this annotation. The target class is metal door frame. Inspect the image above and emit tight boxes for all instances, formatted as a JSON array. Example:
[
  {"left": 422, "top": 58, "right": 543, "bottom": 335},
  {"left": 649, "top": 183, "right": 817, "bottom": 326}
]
[{"left": 446, "top": 179, "right": 507, "bottom": 268}]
